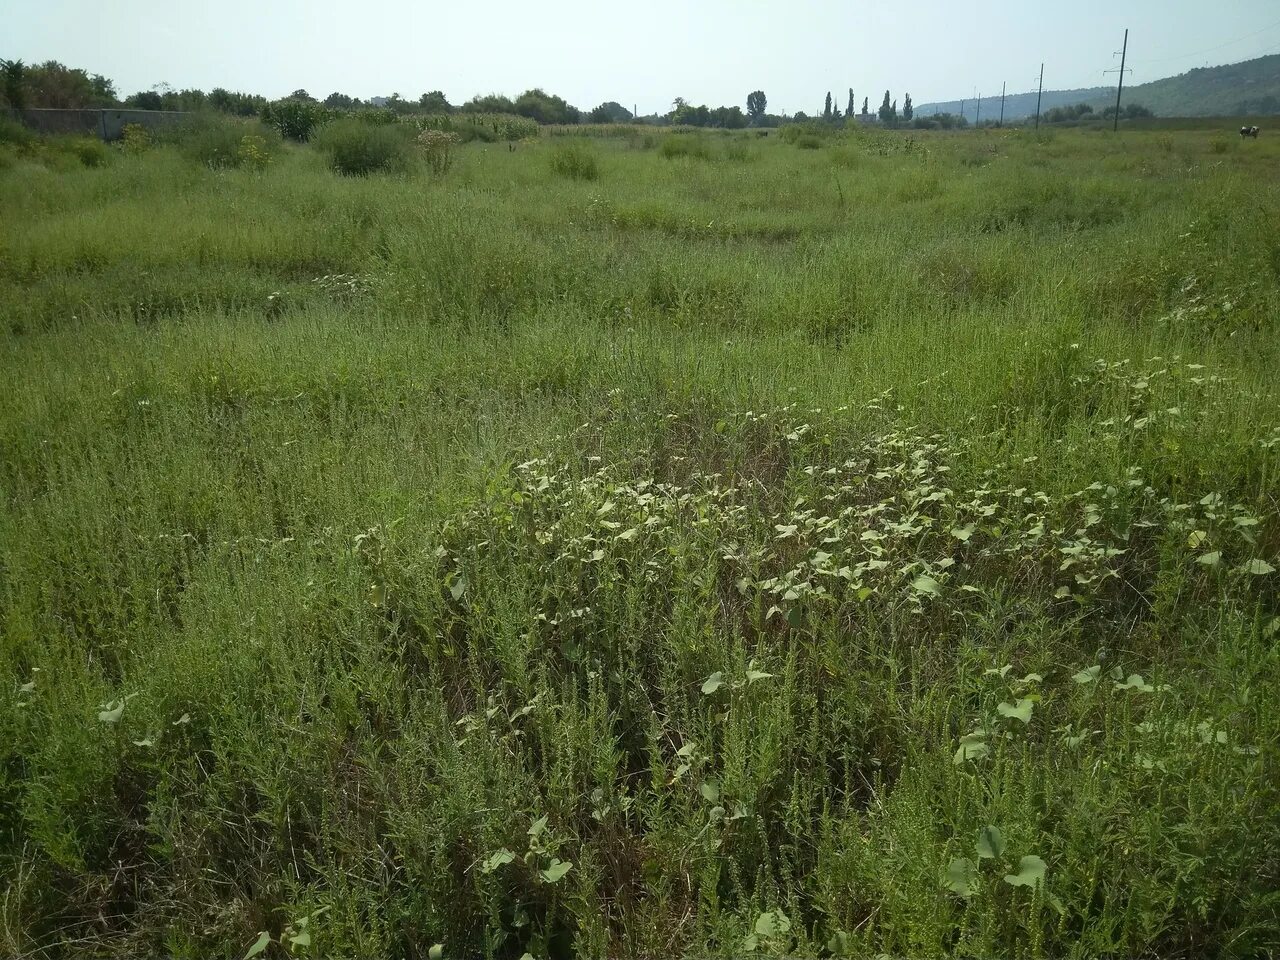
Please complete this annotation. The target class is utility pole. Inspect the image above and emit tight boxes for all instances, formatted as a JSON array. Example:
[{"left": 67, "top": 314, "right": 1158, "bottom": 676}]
[
  {"left": 976, "top": 92, "right": 982, "bottom": 127},
  {"left": 960, "top": 99, "right": 965, "bottom": 123},
  {"left": 999, "top": 81, "right": 1006, "bottom": 127},
  {"left": 1034, "top": 63, "right": 1044, "bottom": 130},
  {"left": 1106, "top": 28, "right": 1131, "bottom": 132}
]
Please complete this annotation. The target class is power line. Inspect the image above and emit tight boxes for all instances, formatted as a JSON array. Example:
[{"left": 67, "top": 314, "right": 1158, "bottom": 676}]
[{"left": 1137, "top": 18, "right": 1280, "bottom": 65}]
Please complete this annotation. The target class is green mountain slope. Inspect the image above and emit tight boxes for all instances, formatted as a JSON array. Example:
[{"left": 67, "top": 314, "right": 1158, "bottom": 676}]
[{"left": 916, "top": 53, "right": 1280, "bottom": 121}]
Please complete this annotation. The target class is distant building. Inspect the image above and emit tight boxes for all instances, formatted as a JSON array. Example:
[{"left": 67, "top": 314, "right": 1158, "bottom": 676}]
[{"left": 368, "top": 96, "right": 389, "bottom": 107}]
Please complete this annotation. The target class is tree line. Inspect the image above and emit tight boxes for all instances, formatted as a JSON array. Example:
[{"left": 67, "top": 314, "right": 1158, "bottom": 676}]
[{"left": 3, "top": 59, "right": 1013, "bottom": 132}]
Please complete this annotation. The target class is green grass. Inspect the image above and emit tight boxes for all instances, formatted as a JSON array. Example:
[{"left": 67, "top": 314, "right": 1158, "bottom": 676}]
[{"left": 1, "top": 125, "right": 1279, "bottom": 959}]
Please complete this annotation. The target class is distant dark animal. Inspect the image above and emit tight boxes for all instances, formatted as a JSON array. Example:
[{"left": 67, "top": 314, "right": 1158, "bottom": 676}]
[{"left": 1240, "top": 126, "right": 1259, "bottom": 139}]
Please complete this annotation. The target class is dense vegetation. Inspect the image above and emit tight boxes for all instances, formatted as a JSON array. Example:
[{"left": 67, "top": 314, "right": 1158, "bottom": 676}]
[{"left": 1, "top": 121, "right": 1279, "bottom": 959}]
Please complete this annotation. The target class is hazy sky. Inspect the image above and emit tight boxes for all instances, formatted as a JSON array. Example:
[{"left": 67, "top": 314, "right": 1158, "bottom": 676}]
[{"left": 6, "top": 1, "right": 1280, "bottom": 114}]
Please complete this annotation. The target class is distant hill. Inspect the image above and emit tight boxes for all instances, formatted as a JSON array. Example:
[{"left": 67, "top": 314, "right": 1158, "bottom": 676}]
[
  {"left": 915, "top": 53, "right": 1280, "bottom": 122},
  {"left": 915, "top": 86, "right": 1110, "bottom": 124}
]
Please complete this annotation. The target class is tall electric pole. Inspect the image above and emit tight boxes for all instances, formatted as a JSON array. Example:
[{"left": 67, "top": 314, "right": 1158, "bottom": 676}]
[
  {"left": 1034, "top": 63, "right": 1044, "bottom": 130},
  {"left": 999, "top": 81, "right": 1006, "bottom": 127},
  {"left": 1107, "top": 29, "right": 1131, "bottom": 132},
  {"left": 976, "top": 92, "right": 982, "bottom": 126}
]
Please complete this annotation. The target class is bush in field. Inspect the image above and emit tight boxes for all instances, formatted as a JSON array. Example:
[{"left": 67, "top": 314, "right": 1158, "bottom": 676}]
[
  {"left": 414, "top": 112, "right": 537, "bottom": 143},
  {"left": 261, "top": 99, "right": 330, "bottom": 141},
  {"left": 120, "top": 123, "right": 150, "bottom": 154},
  {"left": 416, "top": 128, "right": 459, "bottom": 174},
  {"left": 68, "top": 136, "right": 108, "bottom": 167},
  {"left": 778, "top": 121, "right": 838, "bottom": 145},
  {"left": 660, "top": 133, "right": 712, "bottom": 160},
  {"left": 549, "top": 141, "right": 599, "bottom": 180},
  {"left": 0, "top": 115, "right": 35, "bottom": 148},
  {"left": 174, "top": 114, "right": 280, "bottom": 169},
  {"left": 314, "top": 119, "right": 411, "bottom": 175},
  {"left": 237, "top": 134, "right": 273, "bottom": 171}
]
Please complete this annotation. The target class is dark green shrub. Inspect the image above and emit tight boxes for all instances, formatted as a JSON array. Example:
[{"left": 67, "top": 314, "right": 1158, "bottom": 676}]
[
  {"left": 68, "top": 136, "right": 108, "bottom": 167},
  {"left": 313, "top": 119, "right": 412, "bottom": 175},
  {"left": 261, "top": 100, "right": 330, "bottom": 141},
  {"left": 0, "top": 115, "right": 34, "bottom": 147},
  {"left": 549, "top": 141, "right": 599, "bottom": 180},
  {"left": 174, "top": 115, "right": 281, "bottom": 169}
]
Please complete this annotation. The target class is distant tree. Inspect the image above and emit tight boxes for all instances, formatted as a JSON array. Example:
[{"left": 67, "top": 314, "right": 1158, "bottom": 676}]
[
  {"left": 514, "top": 88, "right": 580, "bottom": 124},
  {"left": 124, "top": 90, "right": 164, "bottom": 110},
  {"left": 862, "top": 96, "right": 869, "bottom": 116},
  {"left": 1103, "top": 102, "right": 1153, "bottom": 120},
  {"left": 1043, "top": 102, "right": 1095, "bottom": 124},
  {"left": 208, "top": 87, "right": 266, "bottom": 116},
  {"left": 324, "top": 92, "right": 356, "bottom": 108},
  {"left": 847, "top": 88, "right": 855, "bottom": 118},
  {"left": 588, "top": 101, "right": 633, "bottom": 123},
  {"left": 891, "top": 99, "right": 898, "bottom": 123},
  {"left": 823, "top": 91, "right": 832, "bottom": 121},
  {"left": 1, "top": 59, "right": 27, "bottom": 110},
  {"left": 418, "top": 90, "right": 451, "bottom": 113},
  {"left": 793, "top": 110, "right": 809, "bottom": 121},
  {"left": 746, "top": 90, "right": 767, "bottom": 124},
  {"left": 878, "top": 90, "right": 893, "bottom": 123},
  {"left": 711, "top": 105, "right": 747, "bottom": 128},
  {"left": 462, "top": 93, "right": 517, "bottom": 114},
  {"left": 385, "top": 93, "right": 419, "bottom": 114},
  {"left": 287, "top": 89, "right": 317, "bottom": 102},
  {"left": 163, "top": 88, "right": 207, "bottom": 111},
  {"left": 903, "top": 93, "right": 913, "bottom": 121},
  {"left": 25, "top": 61, "right": 116, "bottom": 108}
]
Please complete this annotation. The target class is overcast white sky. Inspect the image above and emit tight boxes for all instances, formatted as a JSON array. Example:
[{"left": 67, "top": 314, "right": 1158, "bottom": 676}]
[{"left": 6, "top": 1, "right": 1280, "bottom": 114}]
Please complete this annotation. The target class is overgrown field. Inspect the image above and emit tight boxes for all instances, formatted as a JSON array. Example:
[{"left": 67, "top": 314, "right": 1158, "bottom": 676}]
[{"left": 1, "top": 123, "right": 1279, "bottom": 959}]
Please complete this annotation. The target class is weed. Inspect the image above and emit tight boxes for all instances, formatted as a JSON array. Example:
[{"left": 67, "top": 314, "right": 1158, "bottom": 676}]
[{"left": 549, "top": 141, "right": 599, "bottom": 180}]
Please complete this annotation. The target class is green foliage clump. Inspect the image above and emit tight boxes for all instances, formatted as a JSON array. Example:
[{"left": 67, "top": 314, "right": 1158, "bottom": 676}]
[
  {"left": 313, "top": 118, "right": 411, "bottom": 175},
  {"left": 261, "top": 99, "right": 331, "bottom": 142},
  {"left": 660, "top": 132, "right": 713, "bottom": 160},
  {"left": 416, "top": 128, "right": 459, "bottom": 174},
  {"left": 778, "top": 121, "right": 838, "bottom": 146},
  {"left": 119, "top": 123, "right": 150, "bottom": 154},
  {"left": 67, "top": 136, "right": 108, "bottom": 167},
  {"left": 415, "top": 112, "right": 537, "bottom": 143},
  {"left": 548, "top": 141, "right": 599, "bottom": 180},
  {"left": 174, "top": 114, "right": 280, "bottom": 169},
  {"left": 0, "top": 115, "right": 35, "bottom": 147}
]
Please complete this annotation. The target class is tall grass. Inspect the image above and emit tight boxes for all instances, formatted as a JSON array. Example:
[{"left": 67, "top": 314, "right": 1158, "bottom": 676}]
[
  {"left": 1, "top": 126, "right": 1279, "bottom": 959},
  {"left": 313, "top": 119, "right": 413, "bottom": 176}
]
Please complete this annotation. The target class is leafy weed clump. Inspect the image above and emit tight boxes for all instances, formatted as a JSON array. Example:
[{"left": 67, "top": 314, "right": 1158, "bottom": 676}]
[
  {"left": 548, "top": 141, "right": 599, "bottom": 180},
  {"left": 314, "top": 119, "right": 412, "bottom": 176}
]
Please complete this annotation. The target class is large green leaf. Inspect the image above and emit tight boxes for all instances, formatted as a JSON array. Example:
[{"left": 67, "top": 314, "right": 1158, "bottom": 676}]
[
  {"left": 1003, "top": 854, "right": 1047, "bottom": 888},
  {"left": 481, "top": 848, "right": 515, "bottom": 873},
  {"left": 541, "top": 858, "right": 573, "bottom": 883},
  {"left": 976, "top": 825, "right": 1006, "bottom": 859},
  {"left": 944, "top": 857, "right": 977, "bottom": 897},
  {"left": 997, "top": 698, "right": 1034, "bottom": 724},
  {"left": 243, "top": 931, "right": 271, "bottom": 959},
  {"left": 753, "top": 910, "right": 791, "bottom": 937}
]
